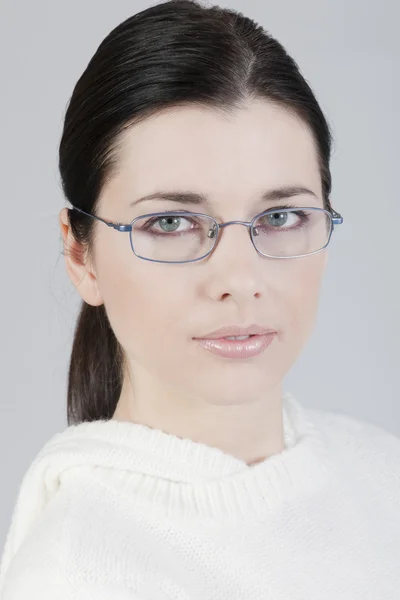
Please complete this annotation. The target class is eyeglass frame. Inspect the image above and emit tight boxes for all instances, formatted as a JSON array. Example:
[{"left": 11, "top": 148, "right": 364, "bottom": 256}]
[{"left": 67, "top": 204, "right": 343, "bottom": 264}]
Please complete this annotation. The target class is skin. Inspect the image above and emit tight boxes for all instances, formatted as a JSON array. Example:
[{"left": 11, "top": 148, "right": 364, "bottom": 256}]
[{"left": 59, "top": 98, "right": 328, "bottom": 466}]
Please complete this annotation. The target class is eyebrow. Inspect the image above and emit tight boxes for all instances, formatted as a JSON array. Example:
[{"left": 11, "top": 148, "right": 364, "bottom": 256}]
[{"left": 129, "top": 185, "right": 318, "bottom": 208}]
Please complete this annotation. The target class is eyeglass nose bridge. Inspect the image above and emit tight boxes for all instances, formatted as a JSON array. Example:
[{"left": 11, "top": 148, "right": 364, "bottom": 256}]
[{"left": 207, "top": 219, "right": 258, "bottom": 240}]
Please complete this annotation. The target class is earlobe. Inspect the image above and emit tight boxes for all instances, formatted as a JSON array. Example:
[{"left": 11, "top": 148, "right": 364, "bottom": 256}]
[{"left": 59, "top": 208, "right": 104, "bottom": 307}]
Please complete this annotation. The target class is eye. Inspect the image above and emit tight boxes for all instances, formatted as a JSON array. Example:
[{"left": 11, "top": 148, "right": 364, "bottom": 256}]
[
  {"left": 138, "top": 213, "right": 203, "bottom": 235},
  {"left": 257, "top": 208, "right": 309, "bottom": 230}
]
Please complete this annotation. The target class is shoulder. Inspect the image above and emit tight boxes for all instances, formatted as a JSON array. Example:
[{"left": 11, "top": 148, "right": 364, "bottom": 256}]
[
  {"left": 307, "top": 404, "right": 400, "bottom": 448},
  {"left": 306, "top": 404, "right": 400, "bottom": 487}
]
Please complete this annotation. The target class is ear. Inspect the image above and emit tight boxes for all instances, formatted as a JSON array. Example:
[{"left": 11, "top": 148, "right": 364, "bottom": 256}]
[{"left": 59, "top": 207, "right": 104, "bottom": 307}]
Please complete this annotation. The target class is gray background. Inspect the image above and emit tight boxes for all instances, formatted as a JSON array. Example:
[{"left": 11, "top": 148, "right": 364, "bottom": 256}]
[{"left": 0, "top": 0, "right": 398, "bottom": 549}]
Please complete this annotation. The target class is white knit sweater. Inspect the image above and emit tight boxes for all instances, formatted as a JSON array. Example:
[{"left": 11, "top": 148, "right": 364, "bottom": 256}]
[{"left": 1, "top": 391, "right": 400, "bottom": 600}]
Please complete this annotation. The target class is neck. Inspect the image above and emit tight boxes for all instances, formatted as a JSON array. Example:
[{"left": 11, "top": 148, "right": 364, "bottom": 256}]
[{"left": 112, "top": 373, "right": 285, "bottom": 466}]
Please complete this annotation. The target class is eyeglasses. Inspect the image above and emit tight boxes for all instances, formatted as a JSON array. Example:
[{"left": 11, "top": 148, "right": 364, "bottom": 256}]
[{"left": 68, "top": 205, "right": 343, "bottom": 264}]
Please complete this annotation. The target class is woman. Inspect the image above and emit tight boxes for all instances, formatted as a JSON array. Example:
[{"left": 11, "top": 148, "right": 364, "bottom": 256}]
[{"left": 1, "top": 0, "right": 399, "bottom": 598}]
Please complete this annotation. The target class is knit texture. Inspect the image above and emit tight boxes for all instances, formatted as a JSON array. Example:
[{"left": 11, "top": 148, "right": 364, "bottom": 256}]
[{"left": 1, "top": 391, "right": 399, "bottom": 599}]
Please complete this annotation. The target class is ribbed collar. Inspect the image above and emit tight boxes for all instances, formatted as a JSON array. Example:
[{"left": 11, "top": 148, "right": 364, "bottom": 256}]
[{"left": 31, "top": 391, "right": 334, "bottom": 520}]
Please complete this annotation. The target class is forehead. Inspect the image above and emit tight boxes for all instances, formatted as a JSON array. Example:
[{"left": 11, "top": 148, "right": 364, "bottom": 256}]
[{"left": 116, "top": 99, "right": 322, "bottom": 201}]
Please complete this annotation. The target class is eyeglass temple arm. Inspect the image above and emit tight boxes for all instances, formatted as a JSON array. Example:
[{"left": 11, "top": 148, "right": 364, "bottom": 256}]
[
  {"left": 69, "top": 206, "right": 132, "bottom": 232},
  {"left": 331, "top": 209, "right": 343, "bottom": 227}
]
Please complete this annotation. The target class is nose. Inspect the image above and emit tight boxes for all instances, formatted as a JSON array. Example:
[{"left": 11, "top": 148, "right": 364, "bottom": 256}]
[
  {"left": 213, "top": 219, "right": 257, "bottom": 259},
  {"left": 205, "top": 221, "right": 266, "bottom": 302}
]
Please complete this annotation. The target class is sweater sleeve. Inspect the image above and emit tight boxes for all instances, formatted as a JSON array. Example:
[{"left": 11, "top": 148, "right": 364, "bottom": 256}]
[
  {"left": 0, "top": 555, "right": 74, "bottom": 600},
  {"left": 0, "top": 492, "right": 75, "bottom": 600}
]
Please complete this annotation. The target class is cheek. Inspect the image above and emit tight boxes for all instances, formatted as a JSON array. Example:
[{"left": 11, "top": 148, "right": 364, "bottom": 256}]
[
  {"left": 282, "top": 256, "right": 326, "bottom": 337},
  {"left": 97, "top": 256, "right": 187, "bottom": 352}
]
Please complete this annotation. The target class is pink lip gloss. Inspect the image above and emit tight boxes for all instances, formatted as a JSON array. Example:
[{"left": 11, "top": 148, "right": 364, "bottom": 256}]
[{"left": 194, "top": 333, "right": 276, "bottom": 359}]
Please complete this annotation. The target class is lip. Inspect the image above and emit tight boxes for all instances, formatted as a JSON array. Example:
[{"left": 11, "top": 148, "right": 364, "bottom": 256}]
[
  {"left": 194, "top": 332, "right": 276, "bottom": 359},
  {"left": 195, "top": 324, "right": 275, "bottom": 340}
]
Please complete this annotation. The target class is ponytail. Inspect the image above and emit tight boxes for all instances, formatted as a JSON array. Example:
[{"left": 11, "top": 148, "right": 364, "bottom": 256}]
[{"left": 67, "top": 302, "right": 123, "bottom": 425}]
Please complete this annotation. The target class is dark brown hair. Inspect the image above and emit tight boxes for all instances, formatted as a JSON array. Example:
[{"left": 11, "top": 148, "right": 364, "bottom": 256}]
[{"left": 59, "top": 0, "right": 333, "bottom": 425}]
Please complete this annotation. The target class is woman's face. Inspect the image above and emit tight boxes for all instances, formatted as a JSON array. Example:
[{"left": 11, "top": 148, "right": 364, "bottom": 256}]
[{"left": 61, "top": 99, "right": 328, "bottom": 411}]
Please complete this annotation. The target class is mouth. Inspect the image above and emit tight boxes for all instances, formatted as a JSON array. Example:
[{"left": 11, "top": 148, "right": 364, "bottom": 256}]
[
  {"left": 193, "top": 332, "right": 276, "bottom": 359},
  {"left": 195, "top": 323, "right": 276, "bottom": 340}
]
